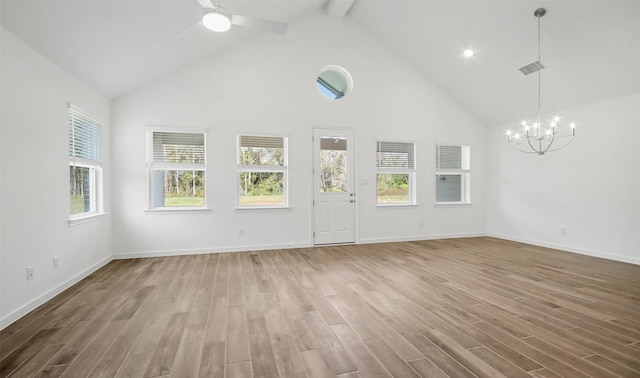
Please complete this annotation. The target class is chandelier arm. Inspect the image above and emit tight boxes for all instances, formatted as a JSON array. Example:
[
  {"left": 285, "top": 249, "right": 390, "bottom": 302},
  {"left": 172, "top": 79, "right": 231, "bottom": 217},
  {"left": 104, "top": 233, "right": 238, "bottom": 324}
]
[
  {"left": 524, "top": 136, "right": 539, "bottom": 154},
  {"left": 508, "top": 144, "right": 543, "bottom": 154},
  {"left": 551, "top": 134, "right": 576, "bottom": 139},
  {"left": 540, "top": 134, "right": 555, "bottom": 155},
  {"left": 543, "top": 137, "right": 576, "bottom": 153}
]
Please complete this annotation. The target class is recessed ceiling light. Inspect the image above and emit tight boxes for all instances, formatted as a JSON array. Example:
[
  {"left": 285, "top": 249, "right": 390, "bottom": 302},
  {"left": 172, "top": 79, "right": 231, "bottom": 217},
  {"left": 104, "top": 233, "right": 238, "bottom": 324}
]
[{"left": 463, "top": 49, "right": 475, "bottom": 58}]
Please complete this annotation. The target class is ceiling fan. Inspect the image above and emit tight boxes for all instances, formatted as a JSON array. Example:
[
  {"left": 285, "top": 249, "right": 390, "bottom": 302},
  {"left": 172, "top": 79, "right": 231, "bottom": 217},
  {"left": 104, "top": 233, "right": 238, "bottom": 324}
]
[{"left": 193, "top": 0, "right": 288, "bottom": 34}]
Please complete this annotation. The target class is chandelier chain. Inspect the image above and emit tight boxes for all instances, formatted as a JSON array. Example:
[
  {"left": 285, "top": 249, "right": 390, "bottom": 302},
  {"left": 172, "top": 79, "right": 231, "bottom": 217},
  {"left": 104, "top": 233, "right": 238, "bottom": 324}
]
[{"left": 537, "top": 13, "right": 542, "bottom": 125}]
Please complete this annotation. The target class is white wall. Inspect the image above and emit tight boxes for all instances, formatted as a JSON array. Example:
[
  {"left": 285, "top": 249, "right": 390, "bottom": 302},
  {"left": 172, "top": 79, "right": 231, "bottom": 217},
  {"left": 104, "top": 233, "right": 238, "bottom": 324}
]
[
  {"left": 111, "top": 12, "right": 487, "bottom": 257},
  {"left": 0, "top": 28, "right": 112, "bottom": 328},
  {"left": 486, "top": 92, "right": 640, "bottom": 264}
]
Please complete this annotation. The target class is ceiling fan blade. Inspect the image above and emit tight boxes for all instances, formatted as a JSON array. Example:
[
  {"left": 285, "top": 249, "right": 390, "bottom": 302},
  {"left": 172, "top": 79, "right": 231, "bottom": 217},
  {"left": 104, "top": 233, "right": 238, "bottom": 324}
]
[
  {"left": 173, "top": 19, "right": 203, "bottom": 37},
  {"left": 231, "top": 15, "right": 288, "bottom": 34},
  {"left": 194, "top": 0, "right": 214, "bottom": 9}
]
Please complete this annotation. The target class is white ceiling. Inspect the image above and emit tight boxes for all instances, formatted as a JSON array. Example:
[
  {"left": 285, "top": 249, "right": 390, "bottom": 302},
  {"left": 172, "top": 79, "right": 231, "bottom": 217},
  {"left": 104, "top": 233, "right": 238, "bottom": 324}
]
[
  {"left": 349, "top": 1, "right": 640, "bottom": 125},
  {"left": 0, "top": 0, "right": 326, "bottom": 98},
  {"left": 2, "top": 0, "right": 639, "bottom": 126}
]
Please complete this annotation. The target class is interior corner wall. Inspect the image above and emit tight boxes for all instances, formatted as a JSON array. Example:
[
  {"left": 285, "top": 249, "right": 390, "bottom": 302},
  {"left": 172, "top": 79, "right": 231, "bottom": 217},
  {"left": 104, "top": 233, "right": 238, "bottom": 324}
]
[
  {"left": 111, "top": 12, "right": 487, "bottom": 258},
  {"left": 1, "top": 28, "right": 112, "bottom": 328},
  {"left": 486, "top": 92, "right": 640, "bottom": 264}
]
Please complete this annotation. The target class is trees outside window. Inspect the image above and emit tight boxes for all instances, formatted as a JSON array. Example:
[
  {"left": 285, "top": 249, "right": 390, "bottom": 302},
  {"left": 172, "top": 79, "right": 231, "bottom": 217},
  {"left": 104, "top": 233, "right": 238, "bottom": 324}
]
[
  {"left": 148, "top": 131, "right": 206, "bottom": 208},
  {"left": 238, "top": 135, "right": 288, "bottom": 207},
  {"left": 319, "top": 137, "right": 348, "bottom": 193},
  {"left": 376, "top": 141, "right": 416, "bottom": 205}
]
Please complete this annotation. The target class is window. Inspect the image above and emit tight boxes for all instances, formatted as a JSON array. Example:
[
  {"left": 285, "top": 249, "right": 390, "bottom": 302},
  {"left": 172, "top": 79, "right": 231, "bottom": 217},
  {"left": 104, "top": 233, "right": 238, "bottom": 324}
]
[
  {"left": 69, "top": 105, "right": 103, "bottom": 219},
  {"left": 376, "top": 141, "right": 416, "bottom": 205},
  {"left": 238, "top": 135, "right": 288, "bottom": 207},
  {"left": 316, "top": 65, "right": 353, "bottom": 100},
  {"left": 435, "top": 145, "right": 470, "bottom": 204},
  {"left": 319, "top": 137, "right": 348, "bottom": 193},
  {"left": 148, "top": 130, "right": 206, "bottom": 209}
]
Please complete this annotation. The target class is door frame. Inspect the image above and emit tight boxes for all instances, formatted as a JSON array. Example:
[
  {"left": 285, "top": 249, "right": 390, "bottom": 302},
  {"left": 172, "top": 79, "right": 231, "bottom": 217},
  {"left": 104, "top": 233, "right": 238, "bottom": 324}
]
[{"left": 311, "top": 127, "right": 358, "bottom": 245}]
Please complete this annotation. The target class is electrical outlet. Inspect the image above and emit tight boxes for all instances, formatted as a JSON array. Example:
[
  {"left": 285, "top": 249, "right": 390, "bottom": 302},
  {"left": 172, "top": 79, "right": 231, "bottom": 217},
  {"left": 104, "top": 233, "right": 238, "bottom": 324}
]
[
  {"left": 53, "top": 256, "right": 59, "bottom": 269},
  {"left": 27, "top": 266, "right": 34, "bottom": 280},
  {"left": 238, "top": 228, "right": 244, "bottom": 236},
  {"left": 561, "top": 228, "right": 567, "bottom": 236}
]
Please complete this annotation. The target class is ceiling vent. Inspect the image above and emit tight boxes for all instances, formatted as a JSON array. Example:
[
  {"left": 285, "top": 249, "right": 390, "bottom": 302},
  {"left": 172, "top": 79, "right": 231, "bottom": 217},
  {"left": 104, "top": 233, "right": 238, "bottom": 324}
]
[{"left": 519, "top": 61, "right": 545, "bottom": 75}]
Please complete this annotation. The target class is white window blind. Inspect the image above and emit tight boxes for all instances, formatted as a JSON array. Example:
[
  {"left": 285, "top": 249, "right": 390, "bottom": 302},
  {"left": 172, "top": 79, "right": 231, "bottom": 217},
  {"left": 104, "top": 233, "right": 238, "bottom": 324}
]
[
  {"left": 436, "top": 145, "right": 462, "bottom": 170},
  {"left": 69, "top": 106, "right": 102, "bottom": 162},
  {"left": 152, "top": 131, "right": 205, "bottom": 164},
  {"left": 238, "top": 135, "right": 286, "bottom": 166},
  {"left": 377, "top": 141, "right": 415, "bottom": 169},
  {"left": 239, "top": 135, "right": 284, "bottom": 149}
]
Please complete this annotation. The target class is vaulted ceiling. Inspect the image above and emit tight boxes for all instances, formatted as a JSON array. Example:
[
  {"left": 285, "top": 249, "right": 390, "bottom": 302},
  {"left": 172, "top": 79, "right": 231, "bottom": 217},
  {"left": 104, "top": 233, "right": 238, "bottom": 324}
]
[{"left": 2, "top": 0, "right": 639, "bottom": 126}]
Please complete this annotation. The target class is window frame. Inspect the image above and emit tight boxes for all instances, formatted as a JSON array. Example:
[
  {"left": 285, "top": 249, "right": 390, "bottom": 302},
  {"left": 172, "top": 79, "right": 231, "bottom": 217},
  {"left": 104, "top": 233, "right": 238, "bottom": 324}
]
[
  {"left": 146, "top": 128, "right": 208, "bottom": 212},
  {"left": 435, "top": 145, "right": 471, "bottom": 205},
  {"left": 236, "top": 134, "right": 289, "bottom": 209},
  {"left": 376, "top": 140, "right": 417, "bottom": 206},
  {"left": 68, "top": 104, "right": 104, "bottom": 223}
]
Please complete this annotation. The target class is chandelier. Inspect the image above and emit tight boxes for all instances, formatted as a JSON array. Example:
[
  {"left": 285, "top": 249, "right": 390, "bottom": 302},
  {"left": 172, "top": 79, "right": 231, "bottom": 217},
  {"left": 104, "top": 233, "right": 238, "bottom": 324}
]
[{"left": 506, "top": 8, "right": 576, "bottom": 155}]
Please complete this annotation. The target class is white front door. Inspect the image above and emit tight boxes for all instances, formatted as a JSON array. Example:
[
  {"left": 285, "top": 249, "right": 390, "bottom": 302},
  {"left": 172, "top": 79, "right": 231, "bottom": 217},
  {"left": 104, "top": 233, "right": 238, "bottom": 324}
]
[{"left": 313, "top": 128, "right": 355, "bottom": 245}]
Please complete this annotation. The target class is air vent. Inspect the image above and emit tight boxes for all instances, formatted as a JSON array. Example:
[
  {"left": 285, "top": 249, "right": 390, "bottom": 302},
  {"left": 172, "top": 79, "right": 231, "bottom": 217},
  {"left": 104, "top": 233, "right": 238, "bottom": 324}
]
[{"left": 519, "top": 61, "right": 545, "bottom": 75}]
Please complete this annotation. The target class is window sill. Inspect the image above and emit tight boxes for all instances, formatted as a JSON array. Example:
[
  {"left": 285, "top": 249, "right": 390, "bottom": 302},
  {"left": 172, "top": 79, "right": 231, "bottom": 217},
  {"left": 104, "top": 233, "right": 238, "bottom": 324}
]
[
  {"left": 435, "top": 202, "right": 472, "bottom": 206},
  {"left": 235, "top": 206, "right": 291, "bottom": 212},
  {"left": 69, "top": 212, "right": 106, "bottom": 227},
  {"left": 145, "top": 207, "right": 212, "bottom": 214},
  {"left": 376, "top": 203, "right": 418, "bottom": 208}
]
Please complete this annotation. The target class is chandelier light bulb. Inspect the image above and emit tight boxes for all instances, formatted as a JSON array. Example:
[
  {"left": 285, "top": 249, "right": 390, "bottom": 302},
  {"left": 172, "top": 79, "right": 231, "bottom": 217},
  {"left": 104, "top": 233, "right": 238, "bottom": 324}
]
[
  {"left": 505, "top": 130, "right": 512, "bottom": 142},
  {"left": 463, "top": 49, "right": 475, "bottom": 58}
]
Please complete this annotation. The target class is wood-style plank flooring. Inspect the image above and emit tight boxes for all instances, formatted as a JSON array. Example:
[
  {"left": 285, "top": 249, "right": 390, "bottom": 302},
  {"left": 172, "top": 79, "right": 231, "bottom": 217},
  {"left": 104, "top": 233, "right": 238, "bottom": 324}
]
[{"left": 1, "top": 237, "right": 639, "bottom": 377}]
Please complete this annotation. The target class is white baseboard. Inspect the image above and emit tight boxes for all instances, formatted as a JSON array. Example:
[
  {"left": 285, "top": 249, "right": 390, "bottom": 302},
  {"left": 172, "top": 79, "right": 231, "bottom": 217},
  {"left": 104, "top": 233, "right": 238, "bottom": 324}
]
[
  {"left": 115, "top": 234, "right": 491, "bottom": 259},
  {"left": 114, "top": 242, "right": 313, "bottom": 259},
  {"left": 487, "top": 233, "right": 640, "bottom": 265},
  {"left": 358, "top": 232, "right": 486, "bottom": 245},
  {"left": 0, "top": 256, "right": 113, "bottom": 330}
]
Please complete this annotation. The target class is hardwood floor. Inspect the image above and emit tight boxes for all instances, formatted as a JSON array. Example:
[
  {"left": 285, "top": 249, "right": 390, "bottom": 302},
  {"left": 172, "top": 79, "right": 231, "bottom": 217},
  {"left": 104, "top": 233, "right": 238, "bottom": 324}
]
[{"left": 1, "top": 237, "right": 639, "bottom": 377}]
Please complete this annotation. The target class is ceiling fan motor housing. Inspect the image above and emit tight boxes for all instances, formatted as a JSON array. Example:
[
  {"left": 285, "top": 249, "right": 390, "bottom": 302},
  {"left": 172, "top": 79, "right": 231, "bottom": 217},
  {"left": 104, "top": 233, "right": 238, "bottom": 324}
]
[{"left": 203, "top": 7, "right": 232, "bottom": 32}]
